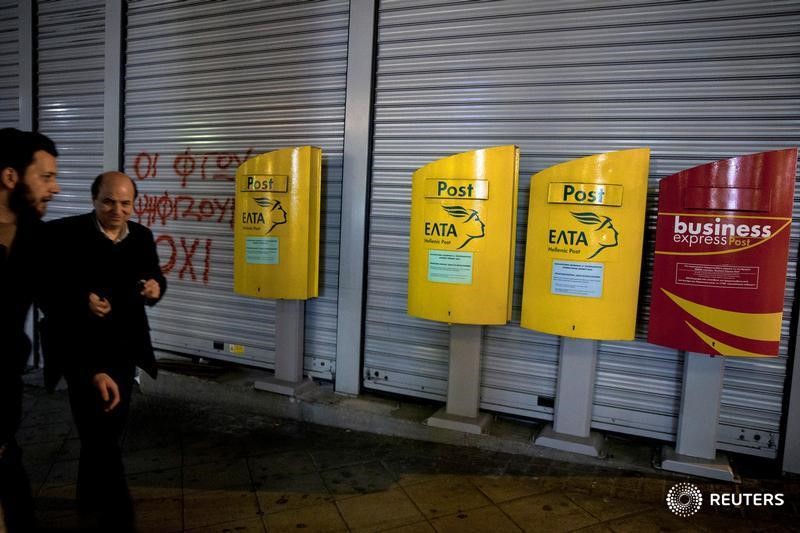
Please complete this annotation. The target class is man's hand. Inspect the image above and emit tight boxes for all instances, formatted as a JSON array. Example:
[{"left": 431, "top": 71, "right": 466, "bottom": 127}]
[
  {"left": 88, "top": 292, "right": 111, "bottom": 318},
  {"left": 92, "top": 373, "right": 120, "bottom": 412},
  {"left": 139, "top": 278, "right": 161, "bottom": 300}
]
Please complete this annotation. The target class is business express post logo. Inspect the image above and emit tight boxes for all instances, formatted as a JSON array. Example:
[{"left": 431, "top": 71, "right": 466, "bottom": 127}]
[
  {"left": 665, "top": 483, "right": 785, "bottom": 518},
  {"left": 659, "top": 213, "right": 790, "bottom": 255}
]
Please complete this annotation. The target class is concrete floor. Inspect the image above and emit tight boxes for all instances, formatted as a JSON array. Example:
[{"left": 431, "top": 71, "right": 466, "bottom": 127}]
[{"left": 17, "top": 366, "right": 800, "bottom": 532}]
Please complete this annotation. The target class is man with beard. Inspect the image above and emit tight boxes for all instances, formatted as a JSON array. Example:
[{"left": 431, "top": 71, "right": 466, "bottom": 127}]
[
  {"left": 0, "top": 127, "right": 60, "bottom": 532},
  {"left": 40, "top": 171, "right": 165, "bottom": 531}
]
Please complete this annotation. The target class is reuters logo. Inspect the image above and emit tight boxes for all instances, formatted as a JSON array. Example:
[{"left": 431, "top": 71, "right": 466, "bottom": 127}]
[{"left": 666, "top": 483, "right": 703, "bottom": 517}]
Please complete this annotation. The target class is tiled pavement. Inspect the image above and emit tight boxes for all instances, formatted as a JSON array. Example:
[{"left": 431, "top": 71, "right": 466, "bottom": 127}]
[{"left": 17, "top": 370, "right": 800, "bottom": 532}]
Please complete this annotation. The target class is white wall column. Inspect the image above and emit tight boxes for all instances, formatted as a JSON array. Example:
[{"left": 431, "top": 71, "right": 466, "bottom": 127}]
[{"left": 335, "top": 0, "right": 377, "bottom": 395}]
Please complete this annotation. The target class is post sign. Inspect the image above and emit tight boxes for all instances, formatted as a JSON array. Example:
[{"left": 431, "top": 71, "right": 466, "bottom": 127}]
[
  {"left": 648, "top": 148, "right": 797, "bottom": 357},
  {"left": 521, "top": 148, "right": 650, "bottom": 339},
  {"left": 408, "top": 145, "right": 519, "bottom": 324},
  {"left": 233, "top": 146, "right": 322, "bottom": 300}
]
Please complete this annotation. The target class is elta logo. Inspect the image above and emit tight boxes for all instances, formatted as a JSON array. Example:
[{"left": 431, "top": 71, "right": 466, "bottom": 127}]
[
  {"left": 441, "top": 205, "right": 485, "bottom": 250},
  {"left": 253, "top": 198, "right": 288, "bottom": 234},
  {"left": 571, "top": 211, "right": 619, "bottom": 259}
]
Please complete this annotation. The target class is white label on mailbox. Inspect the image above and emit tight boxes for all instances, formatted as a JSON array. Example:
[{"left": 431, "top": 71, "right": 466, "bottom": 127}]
[
  {"left": 246, "top": 237, "right": 279, "bottom": 264},
  {"left": 551, "top": 260, "right": 603, "bottom": 298},
  {"left": 427, "top": 250, "right": 473, "bottom": 285}
]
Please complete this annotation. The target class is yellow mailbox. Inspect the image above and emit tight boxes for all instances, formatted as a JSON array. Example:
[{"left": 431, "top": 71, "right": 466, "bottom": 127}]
[
  {"left": 520, "top": 148, "right": 649, "bottom": 339},
  {"left": 408, "top": 145, "right": 519, "bottom": 324},
  {"left": 233, "top": 146, "right": 321, "bottom": 300}
]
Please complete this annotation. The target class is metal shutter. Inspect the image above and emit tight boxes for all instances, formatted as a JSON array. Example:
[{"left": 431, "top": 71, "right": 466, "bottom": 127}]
[
  {"left": 364, "top": 0, "right": 800, "bottom": 458},
  {"left": 0, "top": 0, "right": 19, "bottom": 127},
  {"left": 36, "top": 0, "right": 105, "bottom": 220},
  {"left": 123, "top": 0, "right": 348, "bottom": 377}
]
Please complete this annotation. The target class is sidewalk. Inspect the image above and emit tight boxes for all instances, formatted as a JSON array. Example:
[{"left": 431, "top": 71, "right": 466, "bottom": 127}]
[{"left": 19, "top": 367, "right": 799, "bottom": 532}]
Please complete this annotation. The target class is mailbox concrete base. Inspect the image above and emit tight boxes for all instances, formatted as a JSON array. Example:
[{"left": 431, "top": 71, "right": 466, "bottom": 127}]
[
  {"left": 661, "top": 446, "right": 736, "bottom": 482},
  {"left": 535, "top": 424, "right": 605, "bottom": 457},
  {"left": 255, "top": 377, "right": 316, "bottom": 398},
  {"left": 426, "top": 408, "right": 491, "bottom": 435}
]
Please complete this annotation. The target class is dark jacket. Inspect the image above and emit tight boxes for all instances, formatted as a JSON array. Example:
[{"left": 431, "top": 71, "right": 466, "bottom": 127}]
[
  {"left": 40, "top": 212, "right": 166, "bottom": 390},
  {"left": 0, "top": 214, "right": 43, "bottom": 444}
]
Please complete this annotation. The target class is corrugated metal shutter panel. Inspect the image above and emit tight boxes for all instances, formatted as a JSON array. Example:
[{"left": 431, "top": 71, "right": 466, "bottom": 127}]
[
  {"left": 36, "top": 0, "right": 105, "bottom": 220},
  {"left": 365, "top": 0, "right": 800, "bottom": 457},
  {"left": 0, "top": 1, "right": 19, "bottom": 127},
  {"left": 123, "top": 0, "right": 348, "bottom": 376}
]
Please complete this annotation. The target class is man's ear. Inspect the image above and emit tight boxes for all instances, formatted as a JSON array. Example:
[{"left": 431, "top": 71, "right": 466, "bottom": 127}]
[{"left": 0, "top": 167, "right": 19, "bottom": 190}]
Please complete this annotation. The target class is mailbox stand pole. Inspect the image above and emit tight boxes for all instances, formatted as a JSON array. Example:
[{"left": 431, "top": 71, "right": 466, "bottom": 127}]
[
  {"left": 661, "top": 352, "right": 735, "bottom": 481},
  {"left": 426, "top": 324, "right": 491, "bottom": 434},
  {"left": 255, "top": 300, "right": 315, "bottom": 397},
  {"left": 535, "top": 337, "right": 604, "bottom": 456}
]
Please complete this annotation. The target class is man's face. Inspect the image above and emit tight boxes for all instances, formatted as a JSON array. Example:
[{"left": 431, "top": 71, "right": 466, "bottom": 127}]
[
  {"left": 93, "top": 175, "right": 135, "bottom": 232},
  {"left": 14, "top": 150, "right": 60, "bottom": 218}
]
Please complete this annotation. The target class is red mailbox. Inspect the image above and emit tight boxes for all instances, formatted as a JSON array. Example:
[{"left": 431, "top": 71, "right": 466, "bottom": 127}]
[{"left": 648, "top": 149, "right": 797, "bottom": 357}]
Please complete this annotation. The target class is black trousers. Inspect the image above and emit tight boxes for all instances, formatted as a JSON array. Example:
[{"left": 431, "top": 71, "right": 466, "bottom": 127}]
[
  {"left": 66, "top": 365, "right": 135, "bottom": 531},
  {"left": 0, "top": 374, "right": 35, "bottom": 533},
  {"left": 0, "top": 439, "right": 35, "bottom": 533}
]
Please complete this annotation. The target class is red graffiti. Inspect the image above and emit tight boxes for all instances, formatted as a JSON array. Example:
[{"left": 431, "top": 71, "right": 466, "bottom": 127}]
[
  {"left": 131, "top": 146, "right": 253, "bottom": 287},
  {"left": 155, "top": 234, "right": 177, "bottom": 274},
  {"left": 173, "top": 148, "right": 196, "bottom": 187},
  {"left": 133, "top": 192, "right": 233, "bottom": 228},
  {"left": 178, "top": 237, "right": 200, "bottom": 282},
  {"left": 131, "top": 147, "right": 253, "bottom": 187},
  {"left": 134, "top": 151, "right": 159, "bottom": 180},
  {"left": 203, "top": 239, "right": 211, "bottom": 285},
  {"left": 155, "top": 233, "right": 213, "bottom": 285},
  {"left": 201, "top": 149, "right": 254, "bottom": 182}
]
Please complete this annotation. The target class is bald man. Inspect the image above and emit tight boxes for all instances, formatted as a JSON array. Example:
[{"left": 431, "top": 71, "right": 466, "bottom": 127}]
[{"left": 40, "top": 171, "right": 165, "bottom": 530}]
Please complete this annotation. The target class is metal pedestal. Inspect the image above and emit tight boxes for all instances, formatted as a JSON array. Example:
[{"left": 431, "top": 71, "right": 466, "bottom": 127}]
[
  {"left": 254, "top": 300, "right": 315, "bottom": 397},
  {"left": 426, "top": 325, "right": 491, "bottom": 434},
  {"left": 660, "top": 352, "right": 735, "bottom": 481},
  {"left": 535, "top": 337, "right": 604, "bottom": 457}
]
